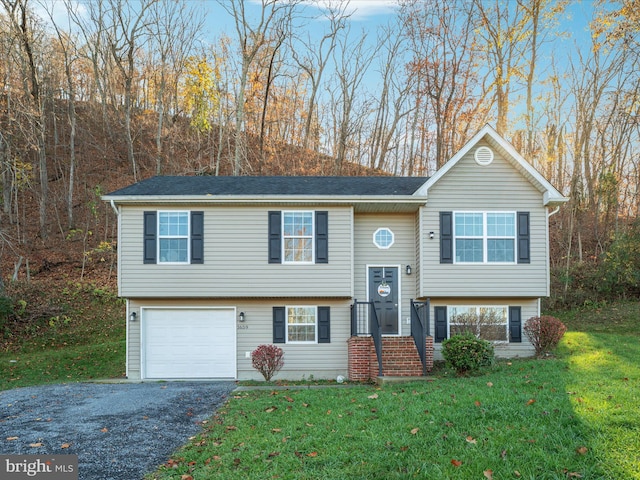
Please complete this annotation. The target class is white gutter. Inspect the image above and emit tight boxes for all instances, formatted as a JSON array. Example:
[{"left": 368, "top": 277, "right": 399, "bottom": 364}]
[
  {"left": 547, "top": 206, "right": 560, "bottom": 218},
  {"left": 110, "top": 199, "right": 119, "bottom": 216}
]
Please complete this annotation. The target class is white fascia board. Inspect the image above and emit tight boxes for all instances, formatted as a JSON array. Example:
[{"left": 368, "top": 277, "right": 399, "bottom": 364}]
[
  {"left": 101, "top": 194, "right": 428, "bottom": 206},
  {"left": 414, "top": 124, "right": 569, "bottom": 206}
]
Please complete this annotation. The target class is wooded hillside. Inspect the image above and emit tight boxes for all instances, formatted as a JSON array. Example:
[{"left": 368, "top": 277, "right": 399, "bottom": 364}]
[{"left": 1, "top": 0, "right": 639, "bottom": 308}]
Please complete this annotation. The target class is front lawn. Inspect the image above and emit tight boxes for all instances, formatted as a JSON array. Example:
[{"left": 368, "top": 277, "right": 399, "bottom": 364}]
[{"left": 148, "top": 301, "right": 640, "bottom": 480}]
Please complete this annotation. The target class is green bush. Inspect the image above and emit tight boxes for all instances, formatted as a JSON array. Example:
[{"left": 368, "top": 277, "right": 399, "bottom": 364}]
[{"left": 442, "top": 333, "right": 494, "bottom": 375}]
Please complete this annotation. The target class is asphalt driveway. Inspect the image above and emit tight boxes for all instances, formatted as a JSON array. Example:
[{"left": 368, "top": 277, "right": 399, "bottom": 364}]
[{"left": 0, "top": 381, "right": 235, "bottom": 479}]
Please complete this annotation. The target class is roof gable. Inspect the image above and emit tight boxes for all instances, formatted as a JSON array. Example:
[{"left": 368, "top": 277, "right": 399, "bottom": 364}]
[{"left": 415, "top": 125, "right": 568, "bottom": 206}]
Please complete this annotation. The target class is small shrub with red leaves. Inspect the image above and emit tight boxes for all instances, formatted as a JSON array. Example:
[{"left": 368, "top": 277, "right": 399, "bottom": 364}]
[
  {"left": 524, "top": 316, "right": 567, "bottom": 357},
  {"left": 251, "top": 344, "right": 284, "bottom": 381}
]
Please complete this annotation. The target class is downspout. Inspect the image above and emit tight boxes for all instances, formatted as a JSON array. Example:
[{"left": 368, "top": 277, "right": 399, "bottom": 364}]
[
  {"left": 545, "top": 205, "right": 561, "bottom": 299},
  {"left": 108, "top": 199, "right": 127, "bottom": 377},
  {"left": 547, "top": 206, "right": 560, "bottom": 218}
]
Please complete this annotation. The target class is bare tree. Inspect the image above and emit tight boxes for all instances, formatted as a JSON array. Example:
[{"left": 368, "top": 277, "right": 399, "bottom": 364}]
[
  {"left": 218, "top": 0, "right": 300, "bottom": 175},
  {"left": 1, "top": 0, "right": 49, "bottom": 238},
  {"left": 290, "top": 1, "right": 349, "bottom": 151},
  {"left": 402, "top": 0, "right": 487, "bottom": 169},
  {"left": 147, "top": 0, "right": 205, "bottom": 175},
  {"left": 330, "top": 26, "right": 378, "bottom": 174},
  {"left": 105, "top": 0, "right": 158, "bottom": 181},
  {"left": 471, "top": 0, "right": 528, "bottom": 135}
]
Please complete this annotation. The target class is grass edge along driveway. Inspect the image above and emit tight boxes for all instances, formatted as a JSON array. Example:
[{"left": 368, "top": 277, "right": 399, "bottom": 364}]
[{"left": 147, "top": 329, "right": 640, "bottom": 478}]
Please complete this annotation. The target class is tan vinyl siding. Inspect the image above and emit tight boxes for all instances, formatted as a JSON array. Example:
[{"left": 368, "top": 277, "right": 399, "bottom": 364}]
[
  {"left": 127, "top": 298, "right": 350, "bottom": 381},
  {"left": 430, "top": 297, "right": 538, "bottom": 360},
  {"left": 354, "top": 214, "right": 417, "bottom": 336},
  {"left": 119, "top": 206, "right": 352, "bottom": 298},
  {"left": 422, "top": 143, "right": 549, "bottom": 297}
]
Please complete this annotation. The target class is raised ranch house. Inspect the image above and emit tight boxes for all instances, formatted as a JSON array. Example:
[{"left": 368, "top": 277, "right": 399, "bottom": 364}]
[{"left": 102, "top": 125, "right": 568, "bottom": 381}]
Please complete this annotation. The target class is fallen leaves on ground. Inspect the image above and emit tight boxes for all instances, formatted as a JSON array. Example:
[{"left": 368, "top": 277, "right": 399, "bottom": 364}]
[{"left": 451, "top": 459, "right": 462, "bottom": 467}]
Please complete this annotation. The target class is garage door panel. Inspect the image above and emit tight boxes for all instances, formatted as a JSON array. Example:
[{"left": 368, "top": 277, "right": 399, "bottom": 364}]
[{"left": 143, "top": 308, "right": 236, "bottom": 379}]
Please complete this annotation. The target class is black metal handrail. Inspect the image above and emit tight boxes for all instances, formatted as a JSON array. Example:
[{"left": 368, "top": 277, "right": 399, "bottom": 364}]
[
  {"left": 411, "top": 298, "right": 430, "bottom": 375},
  {"left": 351, "top": 299, "right": 384, "bottom": 377}
]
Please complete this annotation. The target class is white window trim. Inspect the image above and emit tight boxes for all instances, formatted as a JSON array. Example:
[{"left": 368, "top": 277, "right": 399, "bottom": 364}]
[
  {"left": 285, "top": 305, "right": 318, "bottom": 344},
  {"left": 282, "top": 210, "right": 315, "bottom": 264},
  {"left": 373, "top": 227, "right": 395, "bottom": 249},
  {"left": 453, "top": 211, "right": 517, "bottom": 264},
  {"left": 447, "top": 305, "right": 509, "bottom": 343},
  {"left": 157, "top": 210, "right": 190, "bottom": 264}
]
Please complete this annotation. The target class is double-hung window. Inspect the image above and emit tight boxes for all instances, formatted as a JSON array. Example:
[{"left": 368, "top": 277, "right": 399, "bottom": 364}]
[
  {"left": 287, "top": 306, "right": 317, "bottom": 343},
  {"left": 283, "top": 211, "right": 314, "bottom": 263},
  {"left": 158, "top": 211, "right": 189, "bottom": 263},
  {"left": 449, "top": 306, "right": 508, "bottom": 341},
  {"left": 454, "top": 212, "right": 516, "bottom": 263},
  {"left": 143, "top": 210, "right": 204, "bottom": 264},
  {"left": 268, "top": 210, "right": 328, "bottom": 264}
]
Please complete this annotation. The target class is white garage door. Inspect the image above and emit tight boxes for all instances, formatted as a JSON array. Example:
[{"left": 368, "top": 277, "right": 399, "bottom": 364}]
[{"left": 142, "top": 308, "right": 236, "bottom": 379}]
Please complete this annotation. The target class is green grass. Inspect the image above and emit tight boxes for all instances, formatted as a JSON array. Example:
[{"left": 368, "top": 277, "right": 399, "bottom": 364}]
[
  {"left": 148, "top": 301, "right": 640, "bottom": 480},
  {"left": 0, "top": 281, "right": 126, "bottom": 390}
]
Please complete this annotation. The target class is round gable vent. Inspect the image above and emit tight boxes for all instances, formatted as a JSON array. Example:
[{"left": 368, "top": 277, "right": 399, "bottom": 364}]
[{"left": 474, "top": 146, "right": 494, "bottom": 166}]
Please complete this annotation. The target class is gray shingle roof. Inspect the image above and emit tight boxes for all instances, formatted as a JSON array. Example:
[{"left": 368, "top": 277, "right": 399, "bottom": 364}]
[{"left": 106, "top": 176, "right": 429, "bottom": 197}]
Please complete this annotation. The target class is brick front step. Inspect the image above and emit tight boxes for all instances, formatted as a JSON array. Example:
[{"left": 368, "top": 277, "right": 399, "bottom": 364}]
[{"left": 347, "top": 336, "right": 434, "bottom": 381}]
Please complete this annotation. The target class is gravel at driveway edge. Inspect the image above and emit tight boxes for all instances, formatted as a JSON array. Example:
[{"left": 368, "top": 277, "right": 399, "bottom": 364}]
[{"left": 0, "top": 381, "right": 236, "bottom": 480}]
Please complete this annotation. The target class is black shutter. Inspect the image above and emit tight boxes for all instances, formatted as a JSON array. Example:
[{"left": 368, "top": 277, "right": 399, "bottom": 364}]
[
  {"left": 268, "top": 211, "right": 282, "bottom": 264},
  {"left": 143, "top": 211, "right": 157, "bottom": 264},
  {"left": 318, "top": 306, "right": 330, "bottom": 343},
  {"left": 273, "top": 307, "right": 286, "bottom": 343},
  {"left": 315, "top": 211, "right": 329, "bottom": 264},
  {"left": 440, "top": 212, "right": 453, "bottom": 264},
  {"left": 190, "top": 211, "right": 204, "bottom": 264},
  {"left": 434, "top": 306, "right": 448, "bottom": 343},
  {"left": 517, "top": 212, "right": 530, "bottom": 264},
  {"left": 509, "top": 306, "right": 522, "bottom": 343}
]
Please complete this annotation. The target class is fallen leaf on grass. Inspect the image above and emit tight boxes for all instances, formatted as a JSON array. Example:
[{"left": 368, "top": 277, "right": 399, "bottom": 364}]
[
  {"left": 410, "top": 428, "right": 419, "bottom": 435},
  {"left": 268, "top": 451, "right": 280, "bottom": 458},
  {"left": 368, "top": 393, "right": 378, "bottom": 399},
  {"left": 526, "top": 399, "right": 536, "bottom": 406},
  {"left": 486, "top": 382, "right": 493, "bottom": 387},
  {"left": 564, "top": 471, "right": 583, "bottom": 478},
  {"left": 474, "top": 400, "right": 482, "bottom": 407},
  {"left": 466, "top": 436, "right": 477, "bottom": 444},
  {"left": 451, "top": 459, "right": 462, "bottom": 467},
  {"left": 271, "top": 428, "right": 282, "bottom": 433},
  {"left": 180, "top": 475, "right": 193, "bottom": 480},
  {"left": 307, "top": 452, "right": 318, "bottom": 457},
  {"left": 576, "top": 446, "right": 588, "bottom": 455},
  {"left": 514, "top": 471, "right": 521, "bottom": 477},
  {"left": 285, "top": 396, "right": 294, "bottom": 403},
  {"left": 483, "top": 469, "right": 493, "bottom": 479},
  {"left": 265, "top": 406, "right": 278, "bottom": 413}
]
